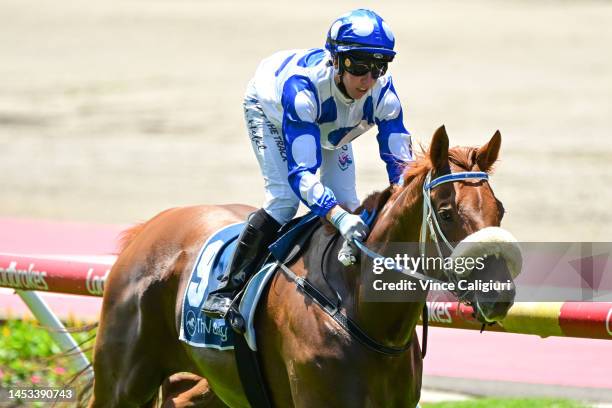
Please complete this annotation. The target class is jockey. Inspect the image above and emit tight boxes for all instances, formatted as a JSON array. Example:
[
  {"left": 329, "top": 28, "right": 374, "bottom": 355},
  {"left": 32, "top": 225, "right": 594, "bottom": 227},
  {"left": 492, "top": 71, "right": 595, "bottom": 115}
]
[{"left": 203, "top": 9, "right": 414, "bottom": 319}]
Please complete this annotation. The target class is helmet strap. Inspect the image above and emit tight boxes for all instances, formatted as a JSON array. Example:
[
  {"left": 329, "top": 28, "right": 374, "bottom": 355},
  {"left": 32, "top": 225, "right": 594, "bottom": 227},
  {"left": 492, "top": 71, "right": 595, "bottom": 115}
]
[
  {"left": 337, "top": 78, "right": 352, "bottom": 100},
  {"left": 333, "top": 54, "right": 353, "bottom": 100},
  {"left": 334, "top": 54, "right": 343, "bottom": 74}
]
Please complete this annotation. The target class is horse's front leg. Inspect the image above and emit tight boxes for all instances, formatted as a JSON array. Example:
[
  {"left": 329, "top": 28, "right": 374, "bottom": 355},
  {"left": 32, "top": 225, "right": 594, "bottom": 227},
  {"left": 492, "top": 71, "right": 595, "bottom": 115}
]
[
  {"left": 285, "top": 339, "right": 422, "bottom": 408},
  {"left": 285, "top": 356, "right": 371, "bottom": 408}
]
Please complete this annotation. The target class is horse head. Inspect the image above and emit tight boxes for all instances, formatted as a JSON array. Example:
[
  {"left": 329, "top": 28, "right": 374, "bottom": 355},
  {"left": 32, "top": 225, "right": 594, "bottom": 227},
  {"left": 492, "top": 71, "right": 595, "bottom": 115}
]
[{"left": 369, "top": 125, "right": 521, "bottom": 325}]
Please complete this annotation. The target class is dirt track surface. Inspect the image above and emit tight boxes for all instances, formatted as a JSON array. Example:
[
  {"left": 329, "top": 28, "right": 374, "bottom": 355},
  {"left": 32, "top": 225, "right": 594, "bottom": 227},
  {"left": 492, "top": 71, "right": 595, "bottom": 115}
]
[{"left": 1, "top": 0, "right": 610, "bottom": 240}]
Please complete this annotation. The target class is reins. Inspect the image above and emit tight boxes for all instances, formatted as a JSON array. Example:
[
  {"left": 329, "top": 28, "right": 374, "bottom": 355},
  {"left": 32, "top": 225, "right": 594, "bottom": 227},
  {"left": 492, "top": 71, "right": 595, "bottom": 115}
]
[
  {"left": 355, "top": 170, "right": 489, "bottom": 284},
  {"left": 277, "top": 169, "right": 489, "bottom": 357},
  {"left": 276, "top": 261, "right": 411, "bottom": 356}
]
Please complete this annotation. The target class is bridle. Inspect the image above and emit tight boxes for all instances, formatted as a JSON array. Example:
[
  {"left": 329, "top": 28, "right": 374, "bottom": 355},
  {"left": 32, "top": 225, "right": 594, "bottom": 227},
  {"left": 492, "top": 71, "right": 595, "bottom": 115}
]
[
  {"left": 277, "top": 169, "right": 491, "bottom": 356},
  {"left": 356, "top": 170, "right": 490, "bottom": 289},
  {"left": 420, "top": 171, "right": 489, "bottom": 258}
]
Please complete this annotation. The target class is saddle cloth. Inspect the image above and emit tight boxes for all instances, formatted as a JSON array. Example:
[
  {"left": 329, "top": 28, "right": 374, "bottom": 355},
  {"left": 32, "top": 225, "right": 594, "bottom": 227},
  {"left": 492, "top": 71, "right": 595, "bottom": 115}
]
[{"left": 178, "top": 213, "right": 320, "bottom": 351}]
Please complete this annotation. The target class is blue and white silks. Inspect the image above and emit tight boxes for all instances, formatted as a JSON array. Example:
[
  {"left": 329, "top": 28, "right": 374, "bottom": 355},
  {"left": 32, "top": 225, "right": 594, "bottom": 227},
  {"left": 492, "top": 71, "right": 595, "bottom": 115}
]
[{"left": 249, "top": 48, "right": 413, "bottom": 219}]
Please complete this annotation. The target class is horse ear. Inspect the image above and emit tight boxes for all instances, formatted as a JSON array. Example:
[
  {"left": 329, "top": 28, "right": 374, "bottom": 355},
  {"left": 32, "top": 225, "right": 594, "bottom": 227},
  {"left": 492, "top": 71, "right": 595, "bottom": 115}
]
[
  {"left": 476, "top": 130, "right": 502, "bottom": 172},
  {"left": 429, "top": 125, "right": 449, "bottom": 171}
]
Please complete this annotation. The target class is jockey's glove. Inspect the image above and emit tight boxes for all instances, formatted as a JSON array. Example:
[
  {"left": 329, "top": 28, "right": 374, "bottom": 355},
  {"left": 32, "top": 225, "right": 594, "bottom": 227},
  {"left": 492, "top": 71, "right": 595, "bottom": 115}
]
[
  {"left": 338, "top": 240, "right": 358, "bottom": 266},
  {"left": 330, "top": 208, "right": 369, "bottom": 244}
]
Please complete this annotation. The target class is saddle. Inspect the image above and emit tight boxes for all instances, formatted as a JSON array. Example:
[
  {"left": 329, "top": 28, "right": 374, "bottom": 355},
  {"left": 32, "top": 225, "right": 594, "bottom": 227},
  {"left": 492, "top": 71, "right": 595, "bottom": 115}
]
[
  {"left": 178, "top": 212, "right": 322, "bottom": 350},
  {"left": 179, "top": 209, "right": 382, "bottom": 407}
]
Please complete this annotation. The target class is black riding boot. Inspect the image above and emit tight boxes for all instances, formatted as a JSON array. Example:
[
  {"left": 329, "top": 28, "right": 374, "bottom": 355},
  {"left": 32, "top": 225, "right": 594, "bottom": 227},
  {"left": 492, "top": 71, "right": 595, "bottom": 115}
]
[{"left": 202, "top": 208, "right": 280, "bottom": 319}]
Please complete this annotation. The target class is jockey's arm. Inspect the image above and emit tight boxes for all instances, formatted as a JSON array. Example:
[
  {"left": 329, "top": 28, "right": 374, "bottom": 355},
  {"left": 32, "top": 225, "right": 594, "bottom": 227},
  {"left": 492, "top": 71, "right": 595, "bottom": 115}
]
[
  {"left": 281, "top": 76, "right": 368, "bottom": 243},
  {"left": 374, "top": 77, "right": 414, "bottom": 185},
  {"left": 281, "top": 75, "right": 338, "bottom": 217}
]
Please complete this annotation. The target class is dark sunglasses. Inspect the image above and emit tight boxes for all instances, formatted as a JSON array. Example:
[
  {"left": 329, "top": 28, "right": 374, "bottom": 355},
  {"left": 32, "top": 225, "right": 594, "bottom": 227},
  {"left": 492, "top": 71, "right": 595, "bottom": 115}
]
[{"left": 341, "top": 55, "right": 388, "bottom": 79}]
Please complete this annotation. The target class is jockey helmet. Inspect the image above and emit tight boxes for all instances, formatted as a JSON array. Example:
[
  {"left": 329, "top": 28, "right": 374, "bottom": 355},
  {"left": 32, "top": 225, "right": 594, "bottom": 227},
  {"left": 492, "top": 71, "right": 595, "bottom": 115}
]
[{"left": 325, "top": 9, "right": 396, "bottom": 62}]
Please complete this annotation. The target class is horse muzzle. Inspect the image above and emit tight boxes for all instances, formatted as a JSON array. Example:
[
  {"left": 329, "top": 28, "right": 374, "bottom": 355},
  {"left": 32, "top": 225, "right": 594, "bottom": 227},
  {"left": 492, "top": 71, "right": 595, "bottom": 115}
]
[
  {"left": 449, "top": 227, "right": 523, "bottom": 323},
  {"left": 449, "top": 227, "right": 522, "bottom": 279}
]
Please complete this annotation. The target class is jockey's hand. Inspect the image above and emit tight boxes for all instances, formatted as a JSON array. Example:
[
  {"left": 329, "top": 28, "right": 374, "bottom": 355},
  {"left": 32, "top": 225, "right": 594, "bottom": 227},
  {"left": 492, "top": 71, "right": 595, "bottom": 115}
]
[
  {"left": 338, "top": 240, "right": 359, "bottom": 266},
  {"left": 328, "top": 207, "right": 369, "bottom": 243}
]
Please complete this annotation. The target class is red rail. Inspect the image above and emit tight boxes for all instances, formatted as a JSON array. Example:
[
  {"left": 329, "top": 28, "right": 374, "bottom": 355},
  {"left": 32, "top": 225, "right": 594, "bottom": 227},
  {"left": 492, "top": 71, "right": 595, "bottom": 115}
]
[
  {"left": 0, "top": 253, "right": 112, "bottom": 297},
  {"left": 1, "top": 253, "right": 611, "bottom": 340}
]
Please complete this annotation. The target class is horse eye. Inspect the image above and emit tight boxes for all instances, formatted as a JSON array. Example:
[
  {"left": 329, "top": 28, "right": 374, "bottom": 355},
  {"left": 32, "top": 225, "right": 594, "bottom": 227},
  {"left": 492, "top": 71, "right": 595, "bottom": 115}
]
[{"left": 438, "top": 209, "right": 453, "bottom": 221}]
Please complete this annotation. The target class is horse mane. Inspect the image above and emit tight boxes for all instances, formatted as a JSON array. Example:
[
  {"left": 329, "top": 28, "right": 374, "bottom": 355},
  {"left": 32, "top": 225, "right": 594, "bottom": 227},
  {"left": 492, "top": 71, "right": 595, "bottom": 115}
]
[
  {"left": 356, "top": 145, "right": 482, "bottom": 217},
  {"left": 404, "top": 144, "right": 481, "bottom": 184},
  {"left": 354, "top": 185, "right": 394, "bottom": 215},
  {"left": 448, "top": 146, "right": 481, "bottom": 172}
]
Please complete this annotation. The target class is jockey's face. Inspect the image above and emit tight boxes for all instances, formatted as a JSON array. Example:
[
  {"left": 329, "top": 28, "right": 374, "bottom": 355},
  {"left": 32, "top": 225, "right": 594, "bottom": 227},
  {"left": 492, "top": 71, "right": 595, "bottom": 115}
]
[{"left": 341, "top": 70, "right": 376, "bottom": 100}]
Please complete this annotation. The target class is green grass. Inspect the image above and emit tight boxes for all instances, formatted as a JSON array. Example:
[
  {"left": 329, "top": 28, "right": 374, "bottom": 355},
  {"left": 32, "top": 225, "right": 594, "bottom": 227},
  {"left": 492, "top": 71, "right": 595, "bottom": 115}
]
[
  {"left": 0, "top": 318, "right": 96, "bottom": 389},
  {"left": 423, "top": 398, "right": 589, "bottom": 408},
  {"left": 0, "top": 320, "right": 593, "bottom": 408}
]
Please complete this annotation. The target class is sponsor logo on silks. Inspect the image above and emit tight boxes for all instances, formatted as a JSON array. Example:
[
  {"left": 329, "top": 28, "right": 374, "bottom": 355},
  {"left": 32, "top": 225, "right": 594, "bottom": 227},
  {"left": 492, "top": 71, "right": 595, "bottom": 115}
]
[
  {"left": 426, "top": 301, "right": 453, "bottom": 324},
  {"left": 606, "top": 307, "right": 612, "bottom": 336},
  {"left": 0, "top": 261, "right": 48, "bottom": 291},
  {"left": 86, "top": 268, "right": 110, "bottom": 296},
  {"left": 338, "top": 152, "right": 353, "bottom": 171}
]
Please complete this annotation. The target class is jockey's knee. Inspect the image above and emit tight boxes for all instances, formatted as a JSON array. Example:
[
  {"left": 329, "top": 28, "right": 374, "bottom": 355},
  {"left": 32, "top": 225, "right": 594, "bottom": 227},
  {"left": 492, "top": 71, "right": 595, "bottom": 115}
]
[{"left": 263, "top": 201, "right": 299, "bottom": 225}]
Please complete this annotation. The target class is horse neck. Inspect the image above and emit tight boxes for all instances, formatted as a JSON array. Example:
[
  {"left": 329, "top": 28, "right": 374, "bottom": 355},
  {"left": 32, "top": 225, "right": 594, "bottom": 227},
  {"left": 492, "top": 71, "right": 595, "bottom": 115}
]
[
  {"left": 350, "top": 175, "right": 429, "bottom": 348},
  {"left": 371, "top": 179, "right": 425, "bottom": 244}
]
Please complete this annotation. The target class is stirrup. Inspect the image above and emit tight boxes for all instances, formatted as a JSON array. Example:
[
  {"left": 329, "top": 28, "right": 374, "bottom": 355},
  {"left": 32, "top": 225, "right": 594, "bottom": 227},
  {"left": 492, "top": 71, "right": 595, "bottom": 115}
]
[
  {"left": 224, "top": 285, "right": 248, "bottom": 333},
  {"left": 201, "top": 294, "right": 232, "bottom": 319},
  {"left": 226, "top": 307, "right": 246, "bottom": 334},
  {"left": 202, "top": 283, "right": 247, "bottom": 319}
]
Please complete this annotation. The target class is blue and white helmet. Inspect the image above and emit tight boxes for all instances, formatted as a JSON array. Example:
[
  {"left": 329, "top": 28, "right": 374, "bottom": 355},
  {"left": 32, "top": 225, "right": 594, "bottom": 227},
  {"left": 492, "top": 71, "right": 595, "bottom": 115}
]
[{"left": 325, "top": 9, "right": 396, "bottom": 60}]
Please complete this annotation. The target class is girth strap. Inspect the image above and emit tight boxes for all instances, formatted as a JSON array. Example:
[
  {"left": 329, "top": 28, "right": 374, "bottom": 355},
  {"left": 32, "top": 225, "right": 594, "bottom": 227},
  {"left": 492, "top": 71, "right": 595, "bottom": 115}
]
[{"left": 276, "top": 261, "right": 413, "bottom": 356}]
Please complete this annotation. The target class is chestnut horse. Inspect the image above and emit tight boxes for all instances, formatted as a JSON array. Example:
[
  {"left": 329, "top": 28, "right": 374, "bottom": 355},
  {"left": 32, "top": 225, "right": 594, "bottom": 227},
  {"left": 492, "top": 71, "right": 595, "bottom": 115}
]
[{"left": 88, "top": 126, "right": 519, "bottom": 407}]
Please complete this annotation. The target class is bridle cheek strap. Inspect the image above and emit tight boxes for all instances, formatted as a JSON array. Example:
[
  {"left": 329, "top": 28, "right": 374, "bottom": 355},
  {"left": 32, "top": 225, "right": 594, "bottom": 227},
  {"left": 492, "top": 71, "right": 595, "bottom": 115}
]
[{"left": 419, "top": 171, "right": 489, "bottom": 262}]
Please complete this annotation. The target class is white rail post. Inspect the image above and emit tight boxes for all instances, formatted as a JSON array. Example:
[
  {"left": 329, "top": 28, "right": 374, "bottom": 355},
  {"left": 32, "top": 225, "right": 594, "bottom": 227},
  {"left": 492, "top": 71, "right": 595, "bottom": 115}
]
[{"left": 15, "top": 290, "right": 94, "bottom": 380}]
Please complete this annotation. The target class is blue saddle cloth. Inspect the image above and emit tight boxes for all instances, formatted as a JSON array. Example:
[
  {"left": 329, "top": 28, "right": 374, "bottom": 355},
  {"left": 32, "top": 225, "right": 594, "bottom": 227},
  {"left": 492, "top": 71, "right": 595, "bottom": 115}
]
[
  {"left": 179, "top": 222, "right": 243, "bottom": 350},
  {"left": 178, "top": 213, "right": 320, "bottom": 350}
]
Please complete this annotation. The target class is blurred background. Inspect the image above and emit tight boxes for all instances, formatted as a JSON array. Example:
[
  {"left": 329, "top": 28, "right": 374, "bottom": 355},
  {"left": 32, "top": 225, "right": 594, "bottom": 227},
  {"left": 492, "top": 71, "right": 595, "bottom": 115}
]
[{"left": 1, "top": 0, "right": 611, "bottom": 241}]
